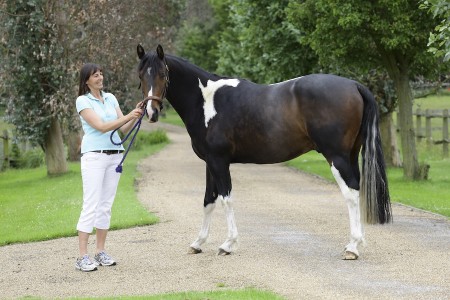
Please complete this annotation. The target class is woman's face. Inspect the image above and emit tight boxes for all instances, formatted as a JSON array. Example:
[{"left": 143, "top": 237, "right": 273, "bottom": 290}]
[{"left": 86, "top": 70, "right": 103, "bottom": 92}]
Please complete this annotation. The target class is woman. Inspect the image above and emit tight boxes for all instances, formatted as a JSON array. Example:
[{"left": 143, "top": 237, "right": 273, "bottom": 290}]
[{"left": 75, "top": 63, "right": 143, "bottom": 272}]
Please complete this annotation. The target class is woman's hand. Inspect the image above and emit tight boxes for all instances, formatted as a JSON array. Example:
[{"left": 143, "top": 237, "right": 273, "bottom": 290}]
[
  {"left": 136, "top": 101, "right": 145, "bottom": 109},
  {"left": 127, "top": 108, "right": 144, "bottom": 120}
]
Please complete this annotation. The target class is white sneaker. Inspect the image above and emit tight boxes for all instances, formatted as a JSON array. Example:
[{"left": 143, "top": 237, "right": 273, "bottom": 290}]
[
  {"left": 94, "top": 251, "right": 116, "bottom": 266},
  {"left": 75, "top": 255, "right": 97, "bottom": 272}
]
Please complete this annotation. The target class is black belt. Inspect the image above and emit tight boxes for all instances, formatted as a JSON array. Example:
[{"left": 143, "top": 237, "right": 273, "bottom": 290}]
[{"left": 90, "top": 150, "right": 124, "bottom": 155}]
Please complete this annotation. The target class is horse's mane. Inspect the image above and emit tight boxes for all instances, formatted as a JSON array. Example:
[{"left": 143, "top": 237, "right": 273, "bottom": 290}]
[{"left": 139, "top": 50, "right": 246, "bottom": 82}]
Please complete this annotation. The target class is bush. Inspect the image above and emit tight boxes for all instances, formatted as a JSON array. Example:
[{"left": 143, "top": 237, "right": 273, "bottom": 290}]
[
  {"left": 125, "top": 129, "right": 169, "bottom": 151},
  {"left": 9, "top": 145, "right": 44, "bottom": 169},
  {"left": 20, "top": 148, "right": 45, "bottom": 168}
]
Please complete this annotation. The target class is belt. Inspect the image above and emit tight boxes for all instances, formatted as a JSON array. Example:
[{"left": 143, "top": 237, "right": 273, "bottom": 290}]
[{"left": 90, "top": 150, "right": 124, "bottom": 155}]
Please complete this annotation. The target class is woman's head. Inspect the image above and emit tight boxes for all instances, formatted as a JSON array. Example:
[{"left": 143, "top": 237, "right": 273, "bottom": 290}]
[{"left": 78, "top": 63, "right": 103, "bottom": 96}]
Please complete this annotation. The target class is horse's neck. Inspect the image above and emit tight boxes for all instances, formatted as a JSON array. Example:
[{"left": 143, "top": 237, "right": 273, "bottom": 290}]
[{"left": 166, "top": 60, "right": 211, "bottom": 129}]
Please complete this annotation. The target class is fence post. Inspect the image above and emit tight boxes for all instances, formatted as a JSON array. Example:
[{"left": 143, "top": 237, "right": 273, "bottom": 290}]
[
  {"left": 443, "top": 109, "right": 449, "bottom": 158},
  {"left": 416, "top": 108, "right": 422, "bottom": 143},
  {"left": 2, "top": 130, "right": 9, "bottom": 170},
  {"left": 426, "top": 109, "right": 433, "bottom": 150}
]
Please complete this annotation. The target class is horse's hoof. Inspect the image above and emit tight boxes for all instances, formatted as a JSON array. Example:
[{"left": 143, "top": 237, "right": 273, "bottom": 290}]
[
  {"left": 342, "top": 250, "right": 358, "bottom": 260},
  {"left": 188, "top": 247, "right": 202, "bottom": 254},
  {"left": 217, "top": 248, "right": 231, "bottom": 256}
]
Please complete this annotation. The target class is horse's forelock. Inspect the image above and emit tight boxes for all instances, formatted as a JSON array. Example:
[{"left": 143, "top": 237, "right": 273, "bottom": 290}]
[{"left": 138, "top": 52, "right": 161, "bottom": 73}]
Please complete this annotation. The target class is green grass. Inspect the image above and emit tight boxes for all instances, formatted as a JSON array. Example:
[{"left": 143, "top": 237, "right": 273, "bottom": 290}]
[
  {"left": 410, "top": 91, "right": 450, "bottom": 146},
  {"left": 287, "top": 151, "right": 450, "bottom": 218},
  {"left": 160, "top": 108, "right": 185, "bottom": 126},
  {"left": 73, "top": 288, "right": 285, "bottom": 300},
  {"left": 0, "top": 132, "right": 167, "bottom": 246},
  {"left": 414, "top": 89, "right": 450, "bottom": 110}
]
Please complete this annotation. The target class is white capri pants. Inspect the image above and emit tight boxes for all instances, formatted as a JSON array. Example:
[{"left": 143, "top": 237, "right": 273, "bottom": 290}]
[{"left": 77, "top": 152, "right": 122, "bottom": 233}]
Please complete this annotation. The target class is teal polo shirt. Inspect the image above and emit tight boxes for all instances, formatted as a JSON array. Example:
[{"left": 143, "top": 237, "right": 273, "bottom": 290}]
[{"left": 76, "top": 92, "right": 125, "bottom": 154}]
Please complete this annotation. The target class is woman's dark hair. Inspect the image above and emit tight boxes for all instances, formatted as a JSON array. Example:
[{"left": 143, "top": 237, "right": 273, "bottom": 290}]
[{"left": 78, "top": 63, "right": 103, "bottom": 96}]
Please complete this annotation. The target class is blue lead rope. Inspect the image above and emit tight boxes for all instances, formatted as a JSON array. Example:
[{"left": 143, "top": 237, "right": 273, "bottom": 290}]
[{"left": 110, "top": 107, "right": 146, "bottom": 173}]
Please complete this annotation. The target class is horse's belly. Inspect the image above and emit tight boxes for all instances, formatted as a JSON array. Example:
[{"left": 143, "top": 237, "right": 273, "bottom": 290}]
[{"left": 231, "top": 135, "right": 314, "bottom": 164}]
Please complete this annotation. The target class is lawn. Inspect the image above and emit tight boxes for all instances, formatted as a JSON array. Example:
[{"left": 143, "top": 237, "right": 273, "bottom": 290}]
[{"left": 0, "top": 131, "right": 166, "bottom": 245}]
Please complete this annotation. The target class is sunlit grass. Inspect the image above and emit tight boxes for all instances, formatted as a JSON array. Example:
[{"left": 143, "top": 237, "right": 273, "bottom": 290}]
[
  {"left": 74, "top": 288, "right": 285, "bottom": 300},
  {"left": 0, "top": 132, "right": 167, "bottom": 246}
]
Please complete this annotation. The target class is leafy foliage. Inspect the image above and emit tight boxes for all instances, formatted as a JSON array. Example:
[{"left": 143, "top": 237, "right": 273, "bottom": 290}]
[
  {"left": 215, "top": 0, "right": 317, "bottom": 83},
  {"left": 1, "top": 0, "right": 184, "bottom": 145},
  {"left": 285, "top": 0, "right": 441, "bottom": 77},
  {"left": 3, "top": 0, "right": 73, "bottom": 145},
  {"left": 421, "top": 0, "right": 450, "bottom": 61}
]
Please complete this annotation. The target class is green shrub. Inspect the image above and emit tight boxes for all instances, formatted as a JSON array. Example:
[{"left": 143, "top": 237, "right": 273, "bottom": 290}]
[
  {"left": 125, "top": 129, "right": 169, "bottom": 151},
  {"left": 20, "top": 148, "right": 45, "bottom": 168}
]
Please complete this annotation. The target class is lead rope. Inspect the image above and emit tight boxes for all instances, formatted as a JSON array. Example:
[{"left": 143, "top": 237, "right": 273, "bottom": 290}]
[{"left": 110, "top": 102, "right": 147, "bottom": 173}]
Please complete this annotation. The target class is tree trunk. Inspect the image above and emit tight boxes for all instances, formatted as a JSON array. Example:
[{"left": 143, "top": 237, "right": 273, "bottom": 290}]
[
  {"left": 394, "top": 74, "right": 422, "bottom": 179},
  {"left": 379, "top": 111, "right": 402, "bottom": 167},
  {"left": 67, "top": 130, "right": 81, "bottom": 162},
  {"left": 44, "top": 117, "right": 67, "bottom": 175}
]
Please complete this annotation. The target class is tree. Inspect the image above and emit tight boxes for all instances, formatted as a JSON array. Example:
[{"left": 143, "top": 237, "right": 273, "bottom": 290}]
[
  {"left": 4, "top": 0, "right": 70, "bottom": 175},
  {"left": 215, "top": 0, "right": 317, "bottom": 83},
  {"left": 286, "top": 0, "right": 442, "bottom": 180},
  {"left": 2, "top": 0, "right": 183, "bottom": 172},
  {"left": 421, "top": 0, "right": 450, "bottom": 61},
  {"left": 175, "top": 0, "right": 218, "bottom": 71}
]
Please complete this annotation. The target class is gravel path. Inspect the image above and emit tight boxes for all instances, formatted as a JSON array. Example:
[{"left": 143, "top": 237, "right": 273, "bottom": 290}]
[{"left": 0, "top": 122, "right": 449, "bottom": 300}]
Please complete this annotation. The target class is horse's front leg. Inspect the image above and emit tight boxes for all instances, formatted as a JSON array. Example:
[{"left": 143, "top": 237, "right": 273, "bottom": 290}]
[
  {"left": 189, "top": 166, "right": 218, "bottom": 254},
  {"left": 207, "top": 158, "right": 238, "bottom": 255},
  {"left": 217, "top": 193, "right": 238, "bottom": 255}
]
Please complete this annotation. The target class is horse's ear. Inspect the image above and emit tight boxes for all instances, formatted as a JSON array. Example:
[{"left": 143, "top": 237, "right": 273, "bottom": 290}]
[
  {"left": 156, "top": 44, "right": 164, "bottom": 60},
  {"left": 137, "top": 44, "right": 145, "bottom": 59}
]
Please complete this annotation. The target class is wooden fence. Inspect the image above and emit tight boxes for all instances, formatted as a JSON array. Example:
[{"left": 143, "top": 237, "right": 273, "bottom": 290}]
[
  {"left": 0, "top": 129, "right": 33, "bottom": 171},
  {"left": 1, "top": 130, "right": 10, "bottom": 170},
  {"left": 412, "top": 108, "right": 449, "bottom": 158}
]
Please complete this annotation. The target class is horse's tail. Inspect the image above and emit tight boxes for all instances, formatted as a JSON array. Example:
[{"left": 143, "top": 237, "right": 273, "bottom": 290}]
[{"left": 357, "top": 83, "right": 392, "bottom": 224}]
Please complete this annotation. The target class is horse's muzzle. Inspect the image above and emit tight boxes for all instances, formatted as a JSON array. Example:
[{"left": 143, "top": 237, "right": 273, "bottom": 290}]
[{"left": 149, "top": 107, "right": 159, "bottom": 123}]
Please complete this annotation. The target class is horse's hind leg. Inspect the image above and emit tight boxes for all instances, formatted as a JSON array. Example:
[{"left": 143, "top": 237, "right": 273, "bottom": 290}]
[
  {"left": 329, "top": 155, "right": 364, "bottom": 260},
  {"left": 189, "top": 166, "right": 218, "bottom": 254}
]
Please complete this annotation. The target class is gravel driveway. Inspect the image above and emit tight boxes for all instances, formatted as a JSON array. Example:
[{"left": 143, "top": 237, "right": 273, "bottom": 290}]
[{"left": 0, "top": 122, "right": 449, "bottom": 300}]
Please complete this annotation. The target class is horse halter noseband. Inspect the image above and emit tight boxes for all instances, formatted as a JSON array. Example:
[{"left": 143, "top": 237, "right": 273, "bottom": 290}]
[{"left": 140, "top": 61, "right": 169, "bottom": 109}]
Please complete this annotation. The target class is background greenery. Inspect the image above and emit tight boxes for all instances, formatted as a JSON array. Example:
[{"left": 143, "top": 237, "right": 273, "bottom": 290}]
[{"left": 0, "top": 130, "right": 167, "bottom": 246}]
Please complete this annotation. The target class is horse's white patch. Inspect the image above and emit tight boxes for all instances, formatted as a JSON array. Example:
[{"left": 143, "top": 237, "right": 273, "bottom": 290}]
[
  {"left": 218, "top": 194, "right": 238, "bottom": 253},
  {"left": 146, "top": 88, "right": 153, "bottom": 117},
  {"left": 331, "top": 163, "right": 364, "bottom": 255},
  {"left": 198, "top": 78, "right": 240, "bottom": 127},
  {"left": 190, "top": 203, "right": 216, "bottom": 251},
  {"left": 147, "top": 67, "right": 152, "bottom": 76}
]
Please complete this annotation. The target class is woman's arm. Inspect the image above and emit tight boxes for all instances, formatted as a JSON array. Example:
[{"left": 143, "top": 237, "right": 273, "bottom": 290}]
[
  {"left": 117, "top": 101, "right": 145, "bottom": 134},
  {"left": 79, "top": 106, "right": 143, "bottom": 133}
]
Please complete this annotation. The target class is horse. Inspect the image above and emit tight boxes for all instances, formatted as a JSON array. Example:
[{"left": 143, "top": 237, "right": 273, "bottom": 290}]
[{"left": 136, "top": 44, "right": 392, "bottom": 260}]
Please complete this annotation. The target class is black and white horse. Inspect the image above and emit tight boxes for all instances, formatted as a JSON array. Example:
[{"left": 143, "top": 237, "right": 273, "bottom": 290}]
[{"left": 137, "top": 44, "right": 391, "bottom": 259}]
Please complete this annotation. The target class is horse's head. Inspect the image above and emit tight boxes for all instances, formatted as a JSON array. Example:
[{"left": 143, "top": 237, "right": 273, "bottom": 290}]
[{"left": 137, "top": 44, "right": 169, "bottom": 123}]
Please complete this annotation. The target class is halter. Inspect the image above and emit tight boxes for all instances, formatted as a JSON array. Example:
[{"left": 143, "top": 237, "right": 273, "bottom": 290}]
[
  {"left": 110, "top": 61, "right": 170, "bottom": 173},
  {"left": 139, "top": 61, "right": 169, "bottom": 110}
]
